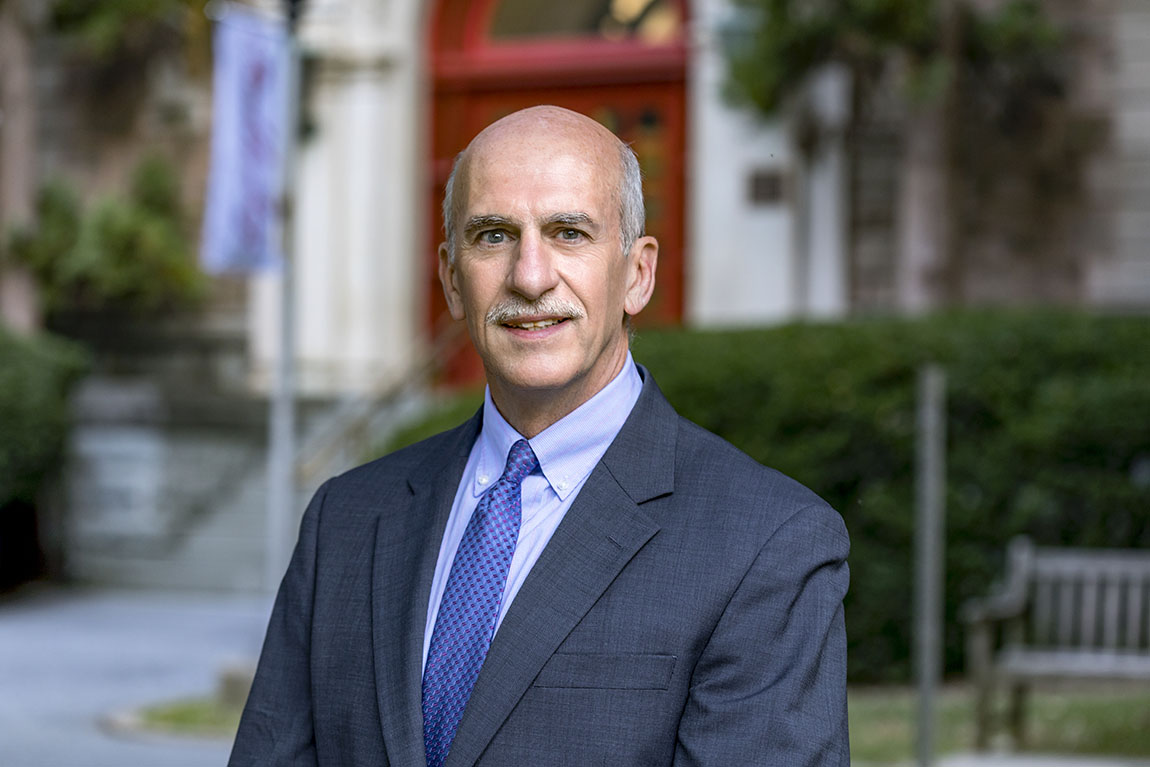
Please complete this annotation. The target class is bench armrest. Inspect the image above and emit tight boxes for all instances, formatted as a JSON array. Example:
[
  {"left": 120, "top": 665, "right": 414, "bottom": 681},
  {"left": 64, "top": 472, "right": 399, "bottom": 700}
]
[
  {"left": 961, "top": 591, "right": 1026, "bottom": 625},
  {"left": 960, "top": 536, "right": 1035, "bottom": 627}
]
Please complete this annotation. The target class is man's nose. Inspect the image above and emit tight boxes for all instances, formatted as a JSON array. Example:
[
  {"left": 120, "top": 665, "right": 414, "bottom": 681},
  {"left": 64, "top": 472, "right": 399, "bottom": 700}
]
[{"left": 508, "top": 230, "right": 559, "bottom": 299}]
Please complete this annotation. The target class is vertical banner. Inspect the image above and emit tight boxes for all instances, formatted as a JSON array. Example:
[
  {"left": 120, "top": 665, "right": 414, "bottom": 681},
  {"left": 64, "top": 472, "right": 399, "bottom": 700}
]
[{"left": 201, "top": 6, "right": 288, "bottom": 273}]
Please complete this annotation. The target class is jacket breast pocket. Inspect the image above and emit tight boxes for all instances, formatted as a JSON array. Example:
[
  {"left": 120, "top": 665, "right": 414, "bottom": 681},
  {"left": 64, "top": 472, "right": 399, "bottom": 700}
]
[{"left": 532, "top": 652, "right": 676, "bottom": 690}]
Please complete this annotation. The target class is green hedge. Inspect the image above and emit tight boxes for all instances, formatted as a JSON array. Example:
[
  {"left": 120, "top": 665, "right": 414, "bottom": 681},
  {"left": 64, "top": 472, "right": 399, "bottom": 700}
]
[
  {"left": 0, "top": 328, "right": 87, "bottom": 508},
  {"left": 632, "top": 311, "right": 1150, "bottom": 682},
  {"left": 385, "top": 311, "right": 1150, "bottom": 682},
  {"left": 383, "top": 390, "right": 485, "bottom": 454}
]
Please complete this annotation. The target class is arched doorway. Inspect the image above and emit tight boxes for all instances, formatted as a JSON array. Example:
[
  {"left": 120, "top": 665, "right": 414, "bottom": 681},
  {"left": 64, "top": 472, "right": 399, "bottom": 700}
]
[{"left": 428, "top": 0, "right": 689, "bottom": 383}]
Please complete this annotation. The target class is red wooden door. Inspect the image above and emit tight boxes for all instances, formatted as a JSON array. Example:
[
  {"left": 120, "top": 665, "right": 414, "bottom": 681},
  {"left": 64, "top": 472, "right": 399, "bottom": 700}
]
[{"left": 429, "top": 0, "right": 688, "bottom": 384}]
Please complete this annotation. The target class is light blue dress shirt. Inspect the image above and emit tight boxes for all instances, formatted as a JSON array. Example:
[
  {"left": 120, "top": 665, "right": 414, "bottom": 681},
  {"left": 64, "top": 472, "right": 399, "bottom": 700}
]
[{"left": 422, "top": 354, "right": 643, "bottom": 669}]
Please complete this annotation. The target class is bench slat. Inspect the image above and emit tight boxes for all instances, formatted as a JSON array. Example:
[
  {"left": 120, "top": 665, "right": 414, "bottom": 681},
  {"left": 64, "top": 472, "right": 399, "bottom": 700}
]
[
  {"left": 1103, "top": 572, "right": 1121, "bottom": 648},
  {"left": 1058, "top": 576, "right": 1076, "bottom": 645},
  {"left": 1034, "top": 577, "right": 1053, "bottom": 645},
  {"left": 999, "top": 648, "right": 1150, "bottom": 680},
  {"left": 1139, "top": 576, "right": 1150, "bottom": 650},
  {"left": 1125, "top": 576, "right": 1142, "bottom": 649},
  {"left": 1034, "top": 554, "right": 1150, "bottom": 580},
  {"left": 1081, "top": 572, "right": 1098, "bottom": 646}
]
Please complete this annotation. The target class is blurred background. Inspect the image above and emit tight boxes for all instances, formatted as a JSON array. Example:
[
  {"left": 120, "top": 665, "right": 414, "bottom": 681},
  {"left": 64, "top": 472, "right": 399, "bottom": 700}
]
[{"left": 0, "top": 0, "right": 1147, "bottom": 765}]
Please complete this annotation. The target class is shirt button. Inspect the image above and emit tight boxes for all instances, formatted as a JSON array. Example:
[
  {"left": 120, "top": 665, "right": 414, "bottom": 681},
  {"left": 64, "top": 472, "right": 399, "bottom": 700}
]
[
  {"left": 557, "top": 480, "right": 568, "bottom": 492},
  {"left": 477, "top": 475, "right": 489, "bottom": 486}
]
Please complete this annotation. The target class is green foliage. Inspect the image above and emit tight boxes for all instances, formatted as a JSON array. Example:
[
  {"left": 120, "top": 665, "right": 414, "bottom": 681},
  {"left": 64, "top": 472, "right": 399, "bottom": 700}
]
[
  {"left": 377, "top": 390, "right": 485, "bottom": 457},
  {"left": 724, "top": 0, "right": 930, "bottom": 112},
  {"left": 974, "top": 0, "right": 1061, "bottom": 60},
  {"left": 724, "top": 0, "right": 1062, "bottom": 114},
  {"left": 0, "top": 329, "right": 87, "bottom": 508},
  {"left": 388, "top": 312, "right": 1150, "bottom": 682},
  {"left": 5, "top": 182, "right": 84, "bottom": 298},
  {"left": 6, "top": 156, "right": 205, "bottom": 314},
  {"left": 49, "top": 0, "right": 193, "bottom": 59},
  {"left": 631, "top": 312, "right": 1150, "bottom": 681},
  {"left": 962, "top": 0, "right": 1065, "bottom": 138},
  {"left": 139, "top": 697, "right": 243, "bottom": 738}
]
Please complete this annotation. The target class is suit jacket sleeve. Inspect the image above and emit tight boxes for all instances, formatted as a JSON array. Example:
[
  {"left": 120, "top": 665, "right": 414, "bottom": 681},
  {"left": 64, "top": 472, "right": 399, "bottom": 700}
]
[
  {"left": 228, "top": 481, "right": 329, "bottom": 767},
  {"left": 673, "top": 500, "right": 850, "bottom": 766}
]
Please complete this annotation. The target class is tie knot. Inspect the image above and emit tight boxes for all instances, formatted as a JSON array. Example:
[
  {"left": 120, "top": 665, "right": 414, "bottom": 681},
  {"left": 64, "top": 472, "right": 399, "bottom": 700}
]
[{"left": 501, "top": 439, "right": 538, "bottom": 485}]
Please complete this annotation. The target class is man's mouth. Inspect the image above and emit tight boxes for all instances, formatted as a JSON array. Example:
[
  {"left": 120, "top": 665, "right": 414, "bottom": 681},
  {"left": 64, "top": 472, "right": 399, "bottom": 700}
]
[
  {"left": 486, "top": 297, "right": 584, "bottom": 328},
  {"left": 503, "top": 318, "right": 567, "bottom": 330}
]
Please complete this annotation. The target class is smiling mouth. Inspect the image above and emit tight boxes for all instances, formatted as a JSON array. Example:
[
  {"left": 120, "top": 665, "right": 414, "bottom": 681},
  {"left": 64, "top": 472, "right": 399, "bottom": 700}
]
[{"left": 503, "top": 318, "right": 567, "bottom": 330}]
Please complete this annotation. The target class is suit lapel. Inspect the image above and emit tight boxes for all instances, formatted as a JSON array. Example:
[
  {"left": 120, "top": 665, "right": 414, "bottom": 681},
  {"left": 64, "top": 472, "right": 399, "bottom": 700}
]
[
  {"left": 444, "top": 374, "right": 678, "bottom": 767},
  {"left": 373, "top": 413, "right": 481, "bottom": 767}
]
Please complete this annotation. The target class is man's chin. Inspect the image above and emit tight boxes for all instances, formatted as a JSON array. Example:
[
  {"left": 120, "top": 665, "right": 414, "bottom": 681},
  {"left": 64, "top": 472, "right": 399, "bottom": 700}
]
[
  {"left": 491, "top": 371, "right": 578, "bottom": 397},
  {"left": 483, "top": 357, "right": 588, "bottom": 397}
]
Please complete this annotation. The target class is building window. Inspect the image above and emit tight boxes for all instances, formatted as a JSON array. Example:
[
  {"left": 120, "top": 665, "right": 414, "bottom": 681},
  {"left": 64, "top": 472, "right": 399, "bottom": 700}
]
[{"left": 489, "top": 0, "right": 682, "bottom": 44}]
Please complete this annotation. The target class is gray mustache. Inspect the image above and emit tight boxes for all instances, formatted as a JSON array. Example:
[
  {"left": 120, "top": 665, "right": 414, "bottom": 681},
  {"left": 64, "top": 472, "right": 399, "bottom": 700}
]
[{"left": 486, "top": 296, "right": 585, "bottom": 325}]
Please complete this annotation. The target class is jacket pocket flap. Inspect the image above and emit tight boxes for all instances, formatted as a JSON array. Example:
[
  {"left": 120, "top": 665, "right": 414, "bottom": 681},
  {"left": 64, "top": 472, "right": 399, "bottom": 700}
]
[{"left": 532, "top": 653, "right": 676, "bottom": 690}]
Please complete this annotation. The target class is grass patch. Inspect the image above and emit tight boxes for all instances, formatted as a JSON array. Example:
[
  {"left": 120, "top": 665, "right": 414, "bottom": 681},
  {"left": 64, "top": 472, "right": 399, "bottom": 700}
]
[
  {"left": 849, "top": 686, "right": 973, "bottom": 764},
  {"left": 1028, "top": 688, "right": 1150, "bottom": 755},
  {"left": 849, "top": 684, "right": 1150, "bottom": 764},
  {"left": 138, "top": 697, "right": 243, "bottom": 738},
  {"left": 136, "top": 683, "right": 1150, "bottom": 757}
]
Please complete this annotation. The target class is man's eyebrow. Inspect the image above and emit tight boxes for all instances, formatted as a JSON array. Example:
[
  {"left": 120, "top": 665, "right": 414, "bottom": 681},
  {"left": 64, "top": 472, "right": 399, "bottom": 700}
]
[
  {"left": 463, "top": 215, "right": 515, "bottom": 237},
  {"left": 544, "top": 212, "right": 595, "bottom": 228}
]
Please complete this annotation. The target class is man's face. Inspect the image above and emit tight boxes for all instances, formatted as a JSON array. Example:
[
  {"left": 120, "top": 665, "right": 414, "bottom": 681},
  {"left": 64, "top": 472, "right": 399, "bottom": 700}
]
[{"left": 439, "top": 119, "right": 656, "bottom": 420}]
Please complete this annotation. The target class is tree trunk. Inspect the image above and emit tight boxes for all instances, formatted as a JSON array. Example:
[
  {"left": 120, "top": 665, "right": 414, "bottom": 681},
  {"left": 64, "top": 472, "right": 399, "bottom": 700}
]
[
  {"left": 896, "top": 105, "right": 950, "bottom": 311},
  {"left": 896, "top": 0, "right": 962, "bottom": 313},
  {"left": 0, "top": 0, "right": 42, "bottom": 334}
]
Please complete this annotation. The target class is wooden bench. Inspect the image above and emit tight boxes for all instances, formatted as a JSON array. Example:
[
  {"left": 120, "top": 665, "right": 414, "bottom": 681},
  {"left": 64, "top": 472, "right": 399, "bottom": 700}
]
[{"left": 961, "top": 536, "right": 1150, "bottom": 750}]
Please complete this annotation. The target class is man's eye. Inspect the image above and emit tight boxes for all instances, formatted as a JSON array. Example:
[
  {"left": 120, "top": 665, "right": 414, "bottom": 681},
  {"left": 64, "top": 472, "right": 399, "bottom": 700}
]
[
  {"left": 559, "top": 229, "right": 583, "bottom": 241},
  {"left": 479, "top": 230, "right": 506, "bottom": 244}
]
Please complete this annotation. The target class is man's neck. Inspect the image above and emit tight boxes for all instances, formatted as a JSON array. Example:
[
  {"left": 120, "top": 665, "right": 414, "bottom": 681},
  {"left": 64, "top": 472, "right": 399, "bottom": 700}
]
[{"left": 489, "top": 387, "right": 591, "bottom": 439}]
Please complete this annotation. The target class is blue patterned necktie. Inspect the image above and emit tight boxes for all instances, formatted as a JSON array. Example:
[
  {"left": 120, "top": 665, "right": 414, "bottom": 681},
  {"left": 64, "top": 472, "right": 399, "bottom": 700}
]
[{"left": 422, "top": 438, "right": 538, "bottom": 767}]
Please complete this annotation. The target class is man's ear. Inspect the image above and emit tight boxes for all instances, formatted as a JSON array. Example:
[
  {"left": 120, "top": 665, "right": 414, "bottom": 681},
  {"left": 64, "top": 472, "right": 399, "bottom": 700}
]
[
  {"left": 623, "top": 235, "right": 658, "bottom": 317},
  {"left": 438, "top": 243, "right": 466, "bottom": 320}
]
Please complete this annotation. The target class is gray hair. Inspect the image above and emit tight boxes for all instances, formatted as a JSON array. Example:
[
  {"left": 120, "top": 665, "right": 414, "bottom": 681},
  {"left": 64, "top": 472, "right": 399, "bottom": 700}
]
[{"left": 442, "top": 141, "right": 646, "bottom": 263}]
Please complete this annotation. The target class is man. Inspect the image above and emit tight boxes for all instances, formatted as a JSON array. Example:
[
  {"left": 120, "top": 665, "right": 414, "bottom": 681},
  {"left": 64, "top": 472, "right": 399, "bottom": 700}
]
[{"left": 230, "top": 105, "right": 849, "bottom": 766}]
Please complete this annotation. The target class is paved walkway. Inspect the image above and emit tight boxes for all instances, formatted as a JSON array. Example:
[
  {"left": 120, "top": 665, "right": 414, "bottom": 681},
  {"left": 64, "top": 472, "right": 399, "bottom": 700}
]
[
  {"left": 0, "top": 586, "right": 271, "bottom": 767},
  {"left": 940, "top": 756, "right": 1150, "bottom": 767},
  {"left": 852, "top": 754, "right": 1150, "bottom": 767}
]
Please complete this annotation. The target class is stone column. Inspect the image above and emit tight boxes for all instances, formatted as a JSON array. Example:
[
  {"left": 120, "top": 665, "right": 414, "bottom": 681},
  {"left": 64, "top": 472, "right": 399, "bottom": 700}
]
[{"left": 250, "top": 0, "right": 425, "bottom": 394}]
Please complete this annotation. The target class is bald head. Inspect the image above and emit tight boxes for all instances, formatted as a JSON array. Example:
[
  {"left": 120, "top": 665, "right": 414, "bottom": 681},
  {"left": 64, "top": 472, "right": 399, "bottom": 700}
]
[{"left": 442, "top": 106, "right": 645, "bottom": 263}]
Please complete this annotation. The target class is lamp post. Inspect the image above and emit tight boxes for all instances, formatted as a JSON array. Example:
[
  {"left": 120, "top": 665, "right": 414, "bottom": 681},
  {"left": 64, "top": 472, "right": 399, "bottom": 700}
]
[
  {"left": 285, "top": 0, "right": 305, "bottom": 32},
  {"left": 915, "top": 365, "right": 947, "bottom": 767},
  {"left": 265, "top": 0, "right": 305, "bottom": 592}
]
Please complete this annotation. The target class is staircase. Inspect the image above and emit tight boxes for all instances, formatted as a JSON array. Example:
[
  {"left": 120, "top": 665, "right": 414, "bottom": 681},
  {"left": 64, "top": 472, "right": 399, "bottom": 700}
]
[{"left": 57, "top": 313, "right": 457, "bottom": 592}]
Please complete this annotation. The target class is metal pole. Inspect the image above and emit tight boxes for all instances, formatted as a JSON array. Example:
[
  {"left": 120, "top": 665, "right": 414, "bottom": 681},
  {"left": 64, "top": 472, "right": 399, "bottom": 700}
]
[
  {"left": 915, "top": 364, "right": 947, "bottom": 767},
  {"left": 265, "top": 1, "right": 303, "bottom": 592}
]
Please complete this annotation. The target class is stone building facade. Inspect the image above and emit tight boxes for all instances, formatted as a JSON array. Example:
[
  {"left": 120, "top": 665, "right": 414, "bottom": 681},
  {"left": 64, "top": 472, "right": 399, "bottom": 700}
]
[
  {"left": 7, "top": 0, "right": 1148, "bottom": 591},
  {"left": 850, "top": 0, "right": 1150, "bottom": 312}
]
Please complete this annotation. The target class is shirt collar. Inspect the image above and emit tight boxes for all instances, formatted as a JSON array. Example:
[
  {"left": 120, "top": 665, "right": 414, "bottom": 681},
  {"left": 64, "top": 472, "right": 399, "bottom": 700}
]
[{"left": 474, "top": 353, "right": 643, "bottom": 501}]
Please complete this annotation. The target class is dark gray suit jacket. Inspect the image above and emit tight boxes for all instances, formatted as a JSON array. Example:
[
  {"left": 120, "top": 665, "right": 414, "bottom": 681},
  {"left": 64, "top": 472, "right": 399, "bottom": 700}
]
[{"left": 229, "top": 371, "right": 850, "bottom": 766}]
